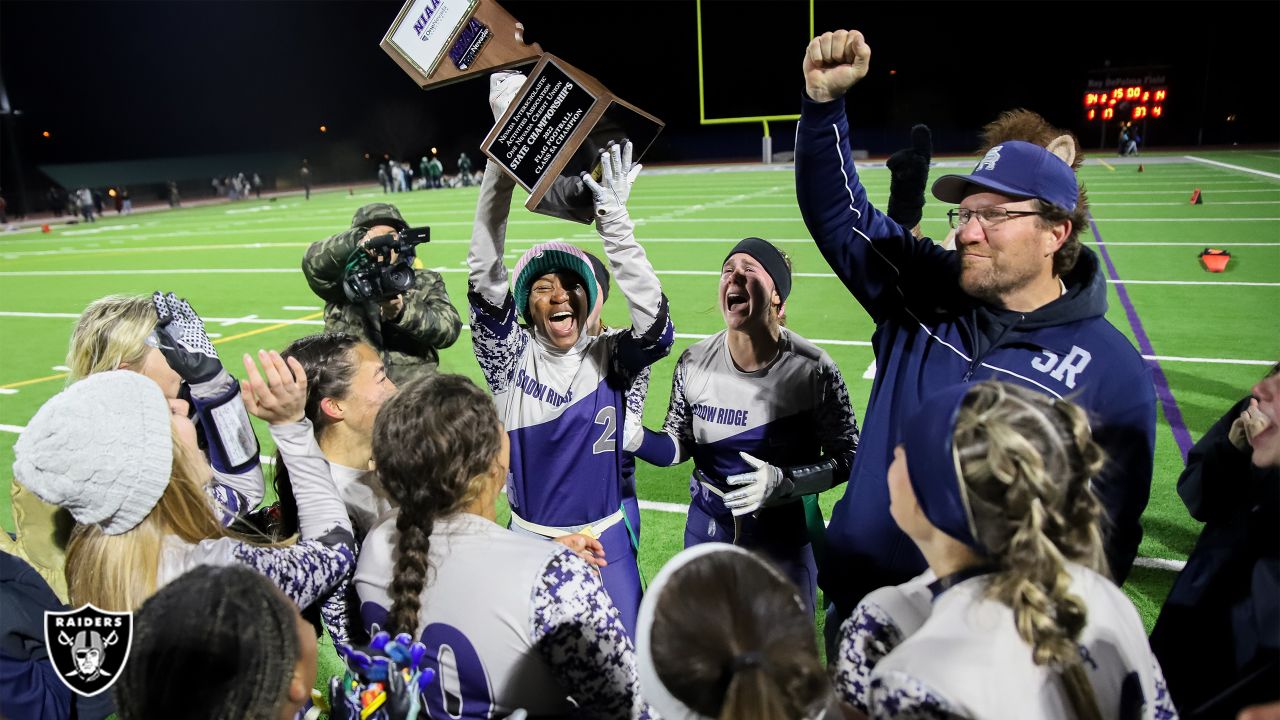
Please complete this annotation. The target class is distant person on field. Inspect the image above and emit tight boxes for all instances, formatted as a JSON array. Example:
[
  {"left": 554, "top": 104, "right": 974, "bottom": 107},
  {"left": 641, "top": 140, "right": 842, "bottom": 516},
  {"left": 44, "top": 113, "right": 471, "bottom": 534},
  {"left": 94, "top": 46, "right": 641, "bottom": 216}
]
[
  {"left": 300, "top": 160, "right": 312, "bottom": 200},
  {"left": 458, "top": 151, "right": 474, "bottom": 186},
  {"left": 427, "top": 155, "right": 443, "bottom": 188},
  {"left": 252, "top": 172, "right": 262, "bottom": 199},
  {"left": 167, "top": 180, "right": 181, "bottom": 207},
  {"left": 77, "top": 187, "right": 95, "bottom": 222},
  {"left": 795, "top": 29, "right": 1156, "bottom": 651}
]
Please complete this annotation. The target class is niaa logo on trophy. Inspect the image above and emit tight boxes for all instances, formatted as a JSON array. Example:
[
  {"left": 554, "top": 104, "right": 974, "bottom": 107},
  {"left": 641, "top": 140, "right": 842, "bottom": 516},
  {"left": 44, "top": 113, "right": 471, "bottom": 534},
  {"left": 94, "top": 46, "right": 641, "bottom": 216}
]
[{"left": 44, "top": 604, "right": 133, "bottom": 697}]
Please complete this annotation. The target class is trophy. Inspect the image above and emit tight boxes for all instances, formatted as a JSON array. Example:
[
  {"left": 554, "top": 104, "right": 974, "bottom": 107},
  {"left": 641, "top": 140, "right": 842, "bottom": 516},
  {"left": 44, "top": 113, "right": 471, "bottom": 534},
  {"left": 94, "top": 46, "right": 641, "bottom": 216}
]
[{"left": 381, "top": 0, "right": 664, "bottom": 223}]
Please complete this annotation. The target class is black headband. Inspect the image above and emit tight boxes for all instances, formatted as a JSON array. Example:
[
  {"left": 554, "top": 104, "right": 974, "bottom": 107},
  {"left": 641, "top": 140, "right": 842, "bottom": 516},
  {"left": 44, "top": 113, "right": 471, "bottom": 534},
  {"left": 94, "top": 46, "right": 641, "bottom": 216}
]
[{"left": 724, "top": 237, "right": 791, "bottom": 303}]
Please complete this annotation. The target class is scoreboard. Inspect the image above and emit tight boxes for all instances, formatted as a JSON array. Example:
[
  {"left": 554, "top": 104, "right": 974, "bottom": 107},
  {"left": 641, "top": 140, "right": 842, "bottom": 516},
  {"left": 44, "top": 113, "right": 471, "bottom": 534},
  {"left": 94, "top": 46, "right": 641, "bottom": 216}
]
[
  {"left": 1084, "top": 66, "right": 1170, "bottom": 123},
  {"left": 1084, "top": 85, "right": 1168, "bottom": 122}
]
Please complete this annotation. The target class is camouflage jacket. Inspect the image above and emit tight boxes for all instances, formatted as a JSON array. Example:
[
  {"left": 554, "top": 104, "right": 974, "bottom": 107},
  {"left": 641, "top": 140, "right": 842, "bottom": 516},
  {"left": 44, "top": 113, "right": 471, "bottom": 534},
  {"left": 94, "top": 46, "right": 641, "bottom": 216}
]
[{"left": 302, "top": 229, "right": 462, "bottom": 385}]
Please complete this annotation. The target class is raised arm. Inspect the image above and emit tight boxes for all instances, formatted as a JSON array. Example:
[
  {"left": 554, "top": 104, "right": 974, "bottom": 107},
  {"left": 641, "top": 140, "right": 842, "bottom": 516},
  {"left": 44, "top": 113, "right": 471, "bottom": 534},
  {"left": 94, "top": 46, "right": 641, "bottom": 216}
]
[
  {"left": 582, "top": 141, "right": 675, "bottom": 379},
  {"left": 794, "top": 31, "right": 959, "bottom": 323}
]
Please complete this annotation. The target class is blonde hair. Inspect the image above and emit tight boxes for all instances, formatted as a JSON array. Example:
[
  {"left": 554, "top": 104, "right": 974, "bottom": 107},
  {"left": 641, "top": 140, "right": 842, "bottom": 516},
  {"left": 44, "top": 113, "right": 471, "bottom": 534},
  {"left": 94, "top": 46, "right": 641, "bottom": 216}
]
[
  {"left": 66, "top": 427, "right": 230, "bottom": 611},
  {"left": 66, "top": 294, "right": 155, "bottom": 383},
  {"left": 953, "top": 382, "right": 1107, "bottom": 720}
]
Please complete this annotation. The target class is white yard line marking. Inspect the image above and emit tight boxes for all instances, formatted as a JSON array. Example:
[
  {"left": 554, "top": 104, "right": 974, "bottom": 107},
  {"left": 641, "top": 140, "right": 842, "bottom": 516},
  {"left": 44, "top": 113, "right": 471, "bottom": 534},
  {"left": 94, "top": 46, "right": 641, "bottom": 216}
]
[
  {"left": 1, "top": 268, "right": 1276, "bottom": 288},
  {"left": 1185, "top": 155, "right": 1280, "bottom": 180},
  {"left": 218, "top": 314, "right": 259, "bottom": 327},
  {"left": 4, "top": 312, "right": 1273, "bottom": 366},
  {"left": 862, "top": 360, "right": 878, "bottom": 379},
  {"left": 282, "top": 305, "right": 321, "bottom": 311},
  {"left": 0, "top": 390, "right": 17, "bottom": 396},
  {"left": 1134, "top": 557, "right": 1187, "bottom": 572}
]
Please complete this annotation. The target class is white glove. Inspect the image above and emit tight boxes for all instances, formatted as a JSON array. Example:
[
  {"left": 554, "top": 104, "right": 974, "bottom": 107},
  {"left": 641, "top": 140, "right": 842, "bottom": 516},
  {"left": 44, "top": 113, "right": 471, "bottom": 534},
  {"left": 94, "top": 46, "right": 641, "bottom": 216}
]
[
  {"left": 622, "top": 411, "right": 644, "bottom": 453},
  {"left": 723, "top": 452, "right": 784, "bottom": 517},
  {"left": 489, "top": 70, "right": 527, "bottom": 122},
  {"left": 580, "top": 140, "right": 642, "bottom": 216}
]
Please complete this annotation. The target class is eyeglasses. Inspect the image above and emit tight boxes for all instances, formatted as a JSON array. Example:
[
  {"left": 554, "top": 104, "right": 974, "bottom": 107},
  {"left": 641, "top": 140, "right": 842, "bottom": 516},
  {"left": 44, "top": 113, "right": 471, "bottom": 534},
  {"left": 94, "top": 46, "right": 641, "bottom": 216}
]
[{"left": 947, "top": 207, "right": 1047, "bottom": 229}]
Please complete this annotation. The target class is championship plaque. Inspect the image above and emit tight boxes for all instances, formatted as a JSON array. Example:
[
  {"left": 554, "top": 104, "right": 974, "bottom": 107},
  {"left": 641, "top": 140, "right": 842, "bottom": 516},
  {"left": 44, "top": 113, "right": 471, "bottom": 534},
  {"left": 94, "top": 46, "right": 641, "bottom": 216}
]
[
  {"left": 380, "top": 0, "right": 542, "bottom": 88},
  {"left": 382, "top": 0, "right": 664, "bottom": 224}
]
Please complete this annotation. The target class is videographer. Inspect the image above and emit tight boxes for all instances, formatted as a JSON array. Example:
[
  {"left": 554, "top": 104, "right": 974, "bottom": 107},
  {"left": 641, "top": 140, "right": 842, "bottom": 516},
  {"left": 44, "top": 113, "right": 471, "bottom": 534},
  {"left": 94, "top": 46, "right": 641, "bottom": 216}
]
[{"left": 302, "top": 203, "right": 461, "bottom": 385}]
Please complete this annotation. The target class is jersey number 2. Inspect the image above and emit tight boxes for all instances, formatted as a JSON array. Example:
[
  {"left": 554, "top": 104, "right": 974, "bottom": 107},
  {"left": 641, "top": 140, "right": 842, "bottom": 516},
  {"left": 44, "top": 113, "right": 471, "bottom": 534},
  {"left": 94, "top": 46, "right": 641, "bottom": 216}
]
[{"left": 592, "top": 406, "right": 616, "bottom": 454}]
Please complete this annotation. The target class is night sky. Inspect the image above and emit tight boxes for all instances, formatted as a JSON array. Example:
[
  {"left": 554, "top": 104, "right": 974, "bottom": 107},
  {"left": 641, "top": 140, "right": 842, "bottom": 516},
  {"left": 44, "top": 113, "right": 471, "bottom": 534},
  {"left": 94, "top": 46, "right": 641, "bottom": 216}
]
[{"left": 2, "top": 0, "right": 1278, "bottom": 191}]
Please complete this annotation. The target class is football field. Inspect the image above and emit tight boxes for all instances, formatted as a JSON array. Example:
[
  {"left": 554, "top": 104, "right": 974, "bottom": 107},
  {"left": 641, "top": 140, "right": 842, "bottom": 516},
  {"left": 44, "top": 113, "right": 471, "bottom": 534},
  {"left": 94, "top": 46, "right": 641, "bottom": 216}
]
[{"left": 2, "top": 151, "right": 1278, "bottom": 674}]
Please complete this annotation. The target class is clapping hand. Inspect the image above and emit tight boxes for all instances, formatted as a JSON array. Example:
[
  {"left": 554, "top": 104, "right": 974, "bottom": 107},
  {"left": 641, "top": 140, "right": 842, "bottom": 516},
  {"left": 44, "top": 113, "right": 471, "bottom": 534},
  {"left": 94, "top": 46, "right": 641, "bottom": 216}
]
[{"left": 240, "top": 350, "right": 307, "bottom": 425}]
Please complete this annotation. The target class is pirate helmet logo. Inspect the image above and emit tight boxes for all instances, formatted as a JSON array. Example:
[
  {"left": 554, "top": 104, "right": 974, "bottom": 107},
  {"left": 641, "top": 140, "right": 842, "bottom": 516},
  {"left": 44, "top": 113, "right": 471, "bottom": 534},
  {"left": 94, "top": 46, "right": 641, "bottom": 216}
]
[{"left": 44, "top": 604, "right": 133, "bottom": 697}]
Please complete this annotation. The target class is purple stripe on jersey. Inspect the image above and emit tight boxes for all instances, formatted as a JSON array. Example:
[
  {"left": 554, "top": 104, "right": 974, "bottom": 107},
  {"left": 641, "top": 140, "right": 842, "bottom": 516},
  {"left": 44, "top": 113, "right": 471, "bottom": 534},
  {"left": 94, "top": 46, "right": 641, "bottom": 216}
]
[
  {"left": 690, "top": 412, "right": 822, "bottom": 486},
  {"left": 1089, "top": 218, "right": 1193, "bottom": 462},
  {"left": 507, "top": 377, "right": 624, "bottom": 526}
]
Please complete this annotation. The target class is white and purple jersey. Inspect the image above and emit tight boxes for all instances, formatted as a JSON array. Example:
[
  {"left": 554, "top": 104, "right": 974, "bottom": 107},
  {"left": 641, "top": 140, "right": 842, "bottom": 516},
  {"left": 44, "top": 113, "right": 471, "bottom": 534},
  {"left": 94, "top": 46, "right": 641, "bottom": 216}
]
[
  {"left": 467, "top": 163, "right": 674, "bottom": 528},
  {"left": 866, "top": 564, "right": 1177, "bottom": 720},
  {"left": 654, "top": 328, "right": 857, "bottom": 503},
  {"left": 157, "top": 420, "right": 355, "bottom": 616},
  {"left": 355, "top": 512, "right": 651, "bottom": 719}
]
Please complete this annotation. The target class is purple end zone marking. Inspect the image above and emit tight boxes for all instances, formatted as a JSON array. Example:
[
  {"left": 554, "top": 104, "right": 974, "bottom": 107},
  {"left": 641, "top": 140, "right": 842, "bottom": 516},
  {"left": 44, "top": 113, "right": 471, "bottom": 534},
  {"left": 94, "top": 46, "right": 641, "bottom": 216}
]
[{"left": 1089, "top": 218, "right": 1194, "bottom": 462}]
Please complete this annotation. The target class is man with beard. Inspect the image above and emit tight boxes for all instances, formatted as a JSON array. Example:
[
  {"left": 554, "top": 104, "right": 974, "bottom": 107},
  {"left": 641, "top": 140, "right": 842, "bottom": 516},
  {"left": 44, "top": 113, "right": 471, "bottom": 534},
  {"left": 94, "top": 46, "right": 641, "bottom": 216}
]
[{"left": 794, "top": 29, "right": 1156, "bottom": 652}]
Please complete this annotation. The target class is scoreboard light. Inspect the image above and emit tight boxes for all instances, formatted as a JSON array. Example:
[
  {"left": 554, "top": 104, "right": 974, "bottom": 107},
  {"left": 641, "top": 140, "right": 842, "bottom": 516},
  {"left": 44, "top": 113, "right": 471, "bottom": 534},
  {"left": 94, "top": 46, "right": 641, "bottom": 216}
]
[{"left": 1083, "top": 84, "right": 1168, "bottom": 121}]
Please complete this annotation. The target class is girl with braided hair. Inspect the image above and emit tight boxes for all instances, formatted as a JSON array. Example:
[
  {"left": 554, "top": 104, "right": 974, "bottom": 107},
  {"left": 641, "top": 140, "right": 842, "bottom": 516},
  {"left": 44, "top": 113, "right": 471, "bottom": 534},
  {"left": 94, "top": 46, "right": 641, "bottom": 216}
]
[
  {"left": 354, "top": 374, "right": 651, "bottom": 719},
  {"left": 115, "top": 564, "right": 316, "bottom": 720},
  {"left": 835, "top": 381, "right": 1174, "bottom": 719}
]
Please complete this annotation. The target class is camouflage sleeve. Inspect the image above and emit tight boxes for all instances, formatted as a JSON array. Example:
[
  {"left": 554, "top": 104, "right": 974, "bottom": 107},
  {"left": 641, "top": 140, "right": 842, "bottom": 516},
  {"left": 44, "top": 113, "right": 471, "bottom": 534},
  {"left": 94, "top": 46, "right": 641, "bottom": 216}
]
[
  {"left": 634, "top": 348, "right": 692, "bottom": 467},
  {"left": 818, "top": 355, "right": 859, "bottom": 478},
  {"left": 389, "top": 270, "right": 462, "bottom": 352},
  {"left": 302, "top": 229, "right": 363, "bottom": 305},
  {"left": 531, "top": 550, "right": 652, "bottom": 720}
]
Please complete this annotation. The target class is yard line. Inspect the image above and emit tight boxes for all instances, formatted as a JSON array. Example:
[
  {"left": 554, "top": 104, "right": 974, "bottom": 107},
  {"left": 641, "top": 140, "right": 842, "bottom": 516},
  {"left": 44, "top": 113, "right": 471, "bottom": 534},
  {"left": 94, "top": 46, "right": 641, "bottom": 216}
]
[
  {"left": 1144, "top": 355, "right": 1277, "bottom": 366},
  {"left": 0, "top": 311, "right": 325, "bottom": 325},
  {"left": 1185, "top": 155, "right": 1280, "bottom": 180},
  {"left": 5, "top": 312, "right": 1274, "bottom": 366},
  {"left": 1113, "top": 280, "right": 1280, "bottom": 287},
  {"left": 1133, "top": 557, "right": 1187, "bottom": 572},
  {"left": 1087, "top": 188, "right": 1279, "bottom": 196},
  {"left": 1083, "top": 241, "right": 1280, "bottom": 246},
  {"left": 1089, "top": 200, "right": 1280, "bottom": 206},
  {"left": 2, "top": 268, "right": 1276, "bottom": 287}
]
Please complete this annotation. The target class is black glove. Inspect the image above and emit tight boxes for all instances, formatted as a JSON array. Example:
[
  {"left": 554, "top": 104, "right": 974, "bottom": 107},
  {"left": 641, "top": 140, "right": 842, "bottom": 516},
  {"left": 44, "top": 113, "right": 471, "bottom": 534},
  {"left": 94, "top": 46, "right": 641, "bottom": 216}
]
[
  {"left": 886, "top": 124, "right": 932, "bottom": 230},
  {"left": 152, "top": 291, "right": 224, "bottom": 385}
]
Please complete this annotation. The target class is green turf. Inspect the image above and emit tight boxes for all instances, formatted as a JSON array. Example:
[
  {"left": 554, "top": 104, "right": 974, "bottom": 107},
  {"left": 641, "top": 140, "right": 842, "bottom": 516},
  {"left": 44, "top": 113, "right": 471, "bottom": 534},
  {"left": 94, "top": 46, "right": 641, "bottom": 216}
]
[{"left": 2, "top": 154, "right": 1277, "bottom": 690}]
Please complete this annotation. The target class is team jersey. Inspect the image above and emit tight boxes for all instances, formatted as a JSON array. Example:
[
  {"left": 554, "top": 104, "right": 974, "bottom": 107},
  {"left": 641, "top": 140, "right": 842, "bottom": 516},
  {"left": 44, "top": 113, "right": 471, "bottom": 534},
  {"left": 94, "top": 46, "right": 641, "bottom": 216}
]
[
  {"left": 156, "top": 420, "right": 354, "bottom": 617},
  {"left": 330, "top": 463, "right": 393, "bottom": 541},
  {"left": 355, "top": 512, "right": 650, "bottom": 719},
  {"left": 866, "top": 564, "right": 1176, "bottom": 720},
  {"left": 835, "top": 570, "right": 937, "bottom": 713},
  {"left": 660, "top": 328, "right": 858, "bottom": 498},
  {"left": 468, "top": 163, "right": 674, "bottom": 527}
]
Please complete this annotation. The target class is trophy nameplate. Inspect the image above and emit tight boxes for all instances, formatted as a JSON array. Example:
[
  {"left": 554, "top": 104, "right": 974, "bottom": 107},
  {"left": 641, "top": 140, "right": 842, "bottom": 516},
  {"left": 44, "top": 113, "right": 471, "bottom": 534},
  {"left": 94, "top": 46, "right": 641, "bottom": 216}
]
[{"left": 383, "top": 0, "right": 664, "bottom": 223}]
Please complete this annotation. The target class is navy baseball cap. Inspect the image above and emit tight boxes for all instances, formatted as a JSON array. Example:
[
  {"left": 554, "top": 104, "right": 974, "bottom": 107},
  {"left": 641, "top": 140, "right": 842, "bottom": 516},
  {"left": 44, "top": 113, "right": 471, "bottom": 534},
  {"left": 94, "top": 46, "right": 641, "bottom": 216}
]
[
  {"left": 931, "top": 140, "right": 1078, "bottom": 212},
  {"left": 900, "top": 383, "right": 985, "bottom": 554}
]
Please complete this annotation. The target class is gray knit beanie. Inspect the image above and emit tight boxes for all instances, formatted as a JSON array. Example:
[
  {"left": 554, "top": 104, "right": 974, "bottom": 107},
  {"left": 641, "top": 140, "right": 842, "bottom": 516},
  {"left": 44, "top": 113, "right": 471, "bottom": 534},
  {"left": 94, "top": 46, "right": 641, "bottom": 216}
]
[{"left": 14, "top": 370, "right": 174, "bottom": 535}]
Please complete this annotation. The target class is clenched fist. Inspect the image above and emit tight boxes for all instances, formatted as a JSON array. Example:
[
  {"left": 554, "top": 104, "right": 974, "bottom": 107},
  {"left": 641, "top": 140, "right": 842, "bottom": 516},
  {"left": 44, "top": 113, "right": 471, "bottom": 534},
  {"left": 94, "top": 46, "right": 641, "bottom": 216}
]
[{"left": 803, "top": 30, "right": 871, "bottom": 103}]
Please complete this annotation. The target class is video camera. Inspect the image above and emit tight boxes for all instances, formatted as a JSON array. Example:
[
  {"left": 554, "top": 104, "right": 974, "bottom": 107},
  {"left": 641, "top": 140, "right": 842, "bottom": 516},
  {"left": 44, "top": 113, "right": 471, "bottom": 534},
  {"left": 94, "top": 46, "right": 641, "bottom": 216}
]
[{"left": 342, "top": 226, "right": 430, "bottom": 303}]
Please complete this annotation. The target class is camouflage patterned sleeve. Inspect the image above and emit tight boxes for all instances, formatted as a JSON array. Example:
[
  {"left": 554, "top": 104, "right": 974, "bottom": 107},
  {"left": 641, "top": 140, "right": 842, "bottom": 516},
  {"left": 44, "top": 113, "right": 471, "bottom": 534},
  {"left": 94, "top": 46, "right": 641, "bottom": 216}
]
[
  {"left": 817, "top": 354, "right": 859, "bottom": 478},
  {"left": 531, "top": 550, "right": 652, "bottom": 720},
  {"left": 302, "top": 229, "right": 364, "bottom": 305},
  {"left": 634, "top": 348, "right": 692, "bottom": 466},
  {"left": 389, "top": 269, "right": 462, "bottom": 353}
]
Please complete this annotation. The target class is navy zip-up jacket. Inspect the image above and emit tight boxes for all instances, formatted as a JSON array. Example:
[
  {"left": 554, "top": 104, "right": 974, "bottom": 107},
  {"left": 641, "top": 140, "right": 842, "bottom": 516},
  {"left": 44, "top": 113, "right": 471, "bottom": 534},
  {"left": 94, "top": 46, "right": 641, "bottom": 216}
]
[{"left": 795, "top": 95, "right": 1157, "bottom": 612}]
